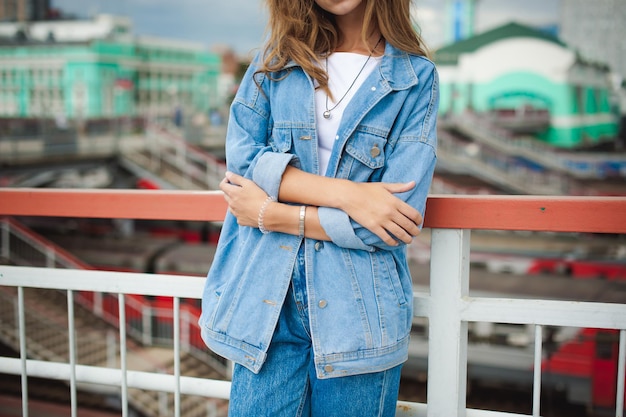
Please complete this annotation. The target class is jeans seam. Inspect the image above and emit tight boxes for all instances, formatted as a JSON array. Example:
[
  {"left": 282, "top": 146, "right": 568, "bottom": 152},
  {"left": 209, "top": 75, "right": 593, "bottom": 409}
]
[
  {"left": 377, "top": 368, "right": 389, "bottom": 417},
  {"left": 295, "top": 376, "right": 310, "bottom": 417}
]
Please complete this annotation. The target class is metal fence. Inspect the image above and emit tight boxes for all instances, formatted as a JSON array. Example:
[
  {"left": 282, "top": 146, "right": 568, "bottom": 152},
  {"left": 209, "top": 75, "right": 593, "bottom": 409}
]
[{"left": 1, "top": 189, "right": 625, "bottom": 417}]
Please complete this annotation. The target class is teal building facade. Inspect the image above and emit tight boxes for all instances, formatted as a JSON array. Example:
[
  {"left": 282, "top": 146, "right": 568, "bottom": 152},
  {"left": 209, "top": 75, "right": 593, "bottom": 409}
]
[
  {"left": 434, "top": 23, "right": 619, "bottom": 148},
  {"left": 0, "top": 36, "right": 221, "bottom": 121}
]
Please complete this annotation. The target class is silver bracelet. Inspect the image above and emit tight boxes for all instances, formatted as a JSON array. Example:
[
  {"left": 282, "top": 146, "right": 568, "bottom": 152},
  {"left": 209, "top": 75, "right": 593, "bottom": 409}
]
[
  {"left": 258, "top": 196, "right": 275, "bottom": 234},
  {"left": 298, "top": 205, "right": 306, "bottom": 237}
]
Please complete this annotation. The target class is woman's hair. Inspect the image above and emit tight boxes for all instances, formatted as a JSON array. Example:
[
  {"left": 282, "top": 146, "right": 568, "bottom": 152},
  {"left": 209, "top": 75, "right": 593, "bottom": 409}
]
[{"left": 258, "top": 0, "right": 429, "bottom": 93}]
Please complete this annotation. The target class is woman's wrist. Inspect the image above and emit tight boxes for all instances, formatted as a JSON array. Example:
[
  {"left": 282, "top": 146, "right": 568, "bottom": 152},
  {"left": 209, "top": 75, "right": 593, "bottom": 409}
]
[
  {"left": 260, "top": 201, "right": 330, "bottom": 241},
  {"left": 257, "top": 195, "right": 276, "bottom": 234},
  {"left": 260, "top": 201, "right": 300, "bottom": 236},
  {"left": 327, "top": 178, "right": 356, "bottom": 212}
]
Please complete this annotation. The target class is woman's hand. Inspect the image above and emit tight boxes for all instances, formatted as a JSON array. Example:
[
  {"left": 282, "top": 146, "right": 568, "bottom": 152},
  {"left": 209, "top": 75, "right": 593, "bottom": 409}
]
[
  {"left": 339, "top": 181, "right": 422, "bottom": 246},
  {"left": 220, "top": 171, "right": 269, "bottom": 228}
]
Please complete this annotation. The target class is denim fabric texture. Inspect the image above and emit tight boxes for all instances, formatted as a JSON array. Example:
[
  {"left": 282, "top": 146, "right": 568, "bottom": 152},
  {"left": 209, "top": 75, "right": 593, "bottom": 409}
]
[
  {"left": 228, "top": 247, "right": 402, "bottom": 417},
  {"left": 199, "top": 41, "right": 439, "bottom": 379}
]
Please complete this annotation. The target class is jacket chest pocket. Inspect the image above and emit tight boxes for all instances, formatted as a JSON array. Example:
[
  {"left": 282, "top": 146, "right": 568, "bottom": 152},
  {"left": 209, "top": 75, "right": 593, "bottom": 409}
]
[
  {"left": 268, "top": 128, "right": 293, "bottom": 153},
  {"left": 344, "top": 131, "right": 387, "bottom": 171}
]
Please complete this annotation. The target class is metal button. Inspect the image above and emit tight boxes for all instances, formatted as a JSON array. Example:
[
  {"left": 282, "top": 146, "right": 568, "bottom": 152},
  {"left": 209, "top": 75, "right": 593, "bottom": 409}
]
[
  {"left": 318, "top": 300, "right": 328, "bottom": 309},
  {"left": 370, "top": 144, "right": 381, "bottom": 158},
  {"left": 324, "top": 365, "right": 334, "bottom": 373},
  {"left": 314, "top": 241, "right": 324, "bottom": 251}
]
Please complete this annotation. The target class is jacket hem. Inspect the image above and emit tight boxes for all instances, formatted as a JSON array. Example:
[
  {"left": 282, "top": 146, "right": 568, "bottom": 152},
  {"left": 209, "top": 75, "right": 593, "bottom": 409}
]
[
  {"left": 313, "top": 336, "right": 410, "bottom": 379},
  {"left": 200, "top": 326, "right": 266, "bottom": 374}
]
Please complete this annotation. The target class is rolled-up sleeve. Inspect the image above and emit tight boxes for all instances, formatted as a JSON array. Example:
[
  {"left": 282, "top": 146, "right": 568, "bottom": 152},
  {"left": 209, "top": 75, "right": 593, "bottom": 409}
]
[
  {"left": 318, "top": 207, "right": 375, "bottom": 251},
  {"left": 252, "top": 152, "right": 298, "bottom": 199}
]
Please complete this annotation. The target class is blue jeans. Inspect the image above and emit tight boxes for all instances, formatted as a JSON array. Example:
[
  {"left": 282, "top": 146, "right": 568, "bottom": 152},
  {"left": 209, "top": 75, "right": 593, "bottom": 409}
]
[{"left": 228, "top": 248, "right": 402, "bottom": 417}]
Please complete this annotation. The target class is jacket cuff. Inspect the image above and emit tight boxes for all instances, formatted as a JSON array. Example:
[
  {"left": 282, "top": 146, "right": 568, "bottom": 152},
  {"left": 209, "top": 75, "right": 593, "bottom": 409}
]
[
  {"left": 252, "top": 152, "right": 298, "bottom": 198},
  {"left": 318, "top": 207, "right": 374, "bottom": 251}
]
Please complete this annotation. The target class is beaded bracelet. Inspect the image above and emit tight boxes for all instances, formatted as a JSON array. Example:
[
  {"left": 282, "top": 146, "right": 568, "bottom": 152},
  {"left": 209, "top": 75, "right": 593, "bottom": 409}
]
[{"left": 258, "top": 196, "right": 276, "bottom": 234}]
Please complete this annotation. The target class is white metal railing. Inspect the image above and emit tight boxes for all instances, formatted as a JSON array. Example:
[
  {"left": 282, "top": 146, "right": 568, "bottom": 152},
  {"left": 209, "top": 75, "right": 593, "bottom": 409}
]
[
  {"left": 0, "top": 120, "right": 227, "bottom": 190},
  {"left": 71, "top": 289, "right": 227, "bottom": 373},
  {"left": 447, "top": 113, "right": 626, "bottom": 180},
  {"left": 0, "top": 217, "right": 87, "bottom": 269},
  {"left": 1, "top": 190, "right": 625, "bottom": 417},
  {"left": 2, "top": 228, "right": 625, "bottom": 417},
  {"left": 121, "top": 123, "right": 226, "bottom": 190},
  {"left": 421, "top": 229, "right": 625, "bottom": 417},
  {"left": 0, "top": 267, "right": 231, "bottom": 417},
  {"left": 437, "top": 129, "right": 570, "bottom": 195}
]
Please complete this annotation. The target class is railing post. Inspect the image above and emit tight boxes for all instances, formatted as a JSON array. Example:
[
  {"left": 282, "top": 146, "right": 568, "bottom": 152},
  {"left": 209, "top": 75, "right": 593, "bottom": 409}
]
[
  {"left": 159, "top": 389, "right": 168, "bottom": 416},
  {"left": 18, "top": 287, "right": 29, "bottom": 417},
  {"left": 107, "top": 330, "right": 116, "bottom": 368},
  {"left": 93, "top": 292, "right": 103, "bottom": 317},
  {"left": 143, "top": 305, "right": 152, "bottom": 346},
  {"left": 45, "top": 246, "right": 55, "bottom": 268},
  {"left": 149, "top": 130, "right": 161, "bottom": 173},
  {"left": 207, "top": 402, "right": 217, "bottom": 417},
  {"left": 181, "top": 310, "right": 190, "bottom": 352},
  {"left": 1, "top": 219, "right": 9, "bottom": 260},
  {"left": 427, "top": 228, "right": 470, "bottom": 417},
  {"left": 617, "top": 330, "right": 625, "bottom": 417}
]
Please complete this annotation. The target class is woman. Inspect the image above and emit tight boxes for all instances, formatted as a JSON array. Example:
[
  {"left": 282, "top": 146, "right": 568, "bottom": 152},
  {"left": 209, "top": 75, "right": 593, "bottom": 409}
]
[{"left": 199, "top": 0, "right": 438, "bottom": 415}]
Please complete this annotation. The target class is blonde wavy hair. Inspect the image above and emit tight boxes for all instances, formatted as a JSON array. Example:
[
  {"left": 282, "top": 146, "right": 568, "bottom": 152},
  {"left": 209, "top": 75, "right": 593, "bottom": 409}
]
[{"left": 258, "top": 0, "right": 429, "bottom": 94}]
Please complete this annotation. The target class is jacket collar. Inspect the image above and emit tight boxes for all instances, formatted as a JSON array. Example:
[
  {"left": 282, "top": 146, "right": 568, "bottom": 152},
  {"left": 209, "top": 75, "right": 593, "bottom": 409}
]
[
  {"left": 279, "top": 41, "right": 420, "bottom": 90},
  {"left": 378, "top": 42, "right": 419, "bottom": 91}
]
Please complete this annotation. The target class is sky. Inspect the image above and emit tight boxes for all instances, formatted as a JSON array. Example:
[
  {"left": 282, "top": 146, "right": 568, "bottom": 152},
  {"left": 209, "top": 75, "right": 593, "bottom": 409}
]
[{"left": 50, "top": 0, "right": 561, "bottom": 56}]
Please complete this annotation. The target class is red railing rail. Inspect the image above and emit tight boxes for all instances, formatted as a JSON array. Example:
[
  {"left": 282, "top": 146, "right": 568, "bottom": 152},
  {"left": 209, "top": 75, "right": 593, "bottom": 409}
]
[{"left": 1, "top": 188, "right": 625, "bottom": 234}]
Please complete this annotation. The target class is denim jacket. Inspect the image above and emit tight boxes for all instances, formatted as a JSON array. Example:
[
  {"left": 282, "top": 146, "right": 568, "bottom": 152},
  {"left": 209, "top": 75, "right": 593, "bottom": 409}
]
[{"left": 199, "top": 42, "right": 438, "bottom": 379}]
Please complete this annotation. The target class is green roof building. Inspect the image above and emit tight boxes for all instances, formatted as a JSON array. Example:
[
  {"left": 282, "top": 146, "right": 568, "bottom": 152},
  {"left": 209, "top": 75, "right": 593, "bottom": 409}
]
[
  {"left": 433, "top": 22, "right": 619, "bottom": 148},
  {"left": 0, "top": 15, "right": 221, "bottom": 122}
]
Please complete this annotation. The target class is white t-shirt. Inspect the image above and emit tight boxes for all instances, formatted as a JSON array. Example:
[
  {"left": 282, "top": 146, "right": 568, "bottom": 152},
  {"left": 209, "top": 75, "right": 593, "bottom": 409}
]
[{"left": 315, "top": 52, "right": 381, "bottom": 175}]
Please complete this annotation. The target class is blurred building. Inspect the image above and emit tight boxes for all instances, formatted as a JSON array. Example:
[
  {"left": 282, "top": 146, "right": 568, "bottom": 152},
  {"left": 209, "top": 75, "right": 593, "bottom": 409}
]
[
  {"left": 434, "top": 22, "right": 618, "bottom": 148},
  {"left": 560, "top": 0, "right": 626, "bottom": 146},
  {"left": 560, "top": 0, "right": 626, "bottom": 81},
  {"left": 0, "top": 0, "right": 50, "bottom": 22},
  {"left": 445, "top": 0, "right": 476, "bottom": 44},
  {"left": 0, "top": 14, "right": 221, "bottom": 121}
]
